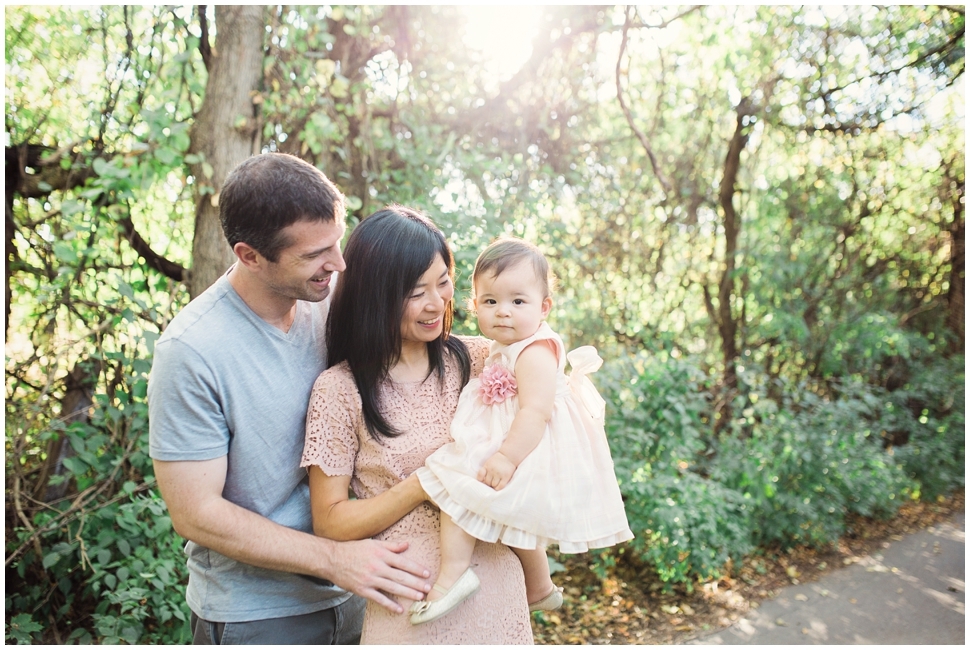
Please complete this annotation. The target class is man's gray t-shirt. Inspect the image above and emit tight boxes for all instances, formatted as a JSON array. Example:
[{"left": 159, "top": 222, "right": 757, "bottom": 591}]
[{"left": 148, "top": 274, "right": 349, "bottom": 622}]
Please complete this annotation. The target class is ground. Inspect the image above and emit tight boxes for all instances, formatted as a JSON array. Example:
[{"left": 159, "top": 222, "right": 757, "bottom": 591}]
[{"left": 532, "top": 489, "right": 965, "bottom": 645}]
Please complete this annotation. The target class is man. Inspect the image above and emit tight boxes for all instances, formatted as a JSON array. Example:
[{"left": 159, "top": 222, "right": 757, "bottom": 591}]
[{"left": 148, "top": 153, "right": 430, "bottom": 644}]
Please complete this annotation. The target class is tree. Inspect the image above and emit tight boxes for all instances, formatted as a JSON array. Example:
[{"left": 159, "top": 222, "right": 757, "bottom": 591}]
[{"left": 187, "top": 5, "right": 264, "bottom": 297}]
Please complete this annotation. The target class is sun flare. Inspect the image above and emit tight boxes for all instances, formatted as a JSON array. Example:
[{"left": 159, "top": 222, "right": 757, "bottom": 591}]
[{"left": 459, "top": 5, "right": 543, "bottom": 83}]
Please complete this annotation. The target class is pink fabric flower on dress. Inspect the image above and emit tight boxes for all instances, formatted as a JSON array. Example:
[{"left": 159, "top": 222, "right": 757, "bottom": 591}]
[{"left": 478, "top": 363, "right": 517, "bottom": 405}]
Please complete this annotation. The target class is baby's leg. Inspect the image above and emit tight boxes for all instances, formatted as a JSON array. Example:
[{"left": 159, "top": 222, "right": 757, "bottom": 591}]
[
  {"left": 427, "top": 514, "right": 477, "bottom": 602},
  {"left": 511, "top": 546, "right": 556, "bottom": 604}
]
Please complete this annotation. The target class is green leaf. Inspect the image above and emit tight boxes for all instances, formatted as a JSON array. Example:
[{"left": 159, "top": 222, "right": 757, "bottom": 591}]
[
  {"left": 6, "top": 613, "right": 44, "bottom": 644},
  {"left": 61, "top": 455, "right": 88, "bottom": 475},
  {"left": 116, "top": 276, "right": 136, "bottom": 299},
  {"left": 547, "top": 556, "right": 567, "bottom": 574},
  {"left": 330, "top": 75, "right": 350, "bottom": 98},
  {"left": 52, "top": 241, "right": 78, "bottom": 263},
  {"left": 121, "top": 626, "right": 141, "bottom": 644},
  {"left": 61, "top": 199, "right": 83, "bottom": 216},
  {"left": 154, "top": 147, "right": 177, "bottom": 165},
  {"left": 42, "top": 552, "right": 62, "bottom": 569}
]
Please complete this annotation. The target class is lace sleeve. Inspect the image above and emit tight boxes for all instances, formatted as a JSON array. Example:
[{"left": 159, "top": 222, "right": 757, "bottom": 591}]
[
  {"left": 301, "top": 364, "right": 361, "bottom": 476},
  {"left": 459, "top": 335, "right": 492, "bottom": 378}
]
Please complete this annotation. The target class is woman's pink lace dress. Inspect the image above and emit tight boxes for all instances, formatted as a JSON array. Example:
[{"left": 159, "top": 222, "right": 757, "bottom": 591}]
[{"left": 301, "top": 337, "right": 533, "bottom": 644}]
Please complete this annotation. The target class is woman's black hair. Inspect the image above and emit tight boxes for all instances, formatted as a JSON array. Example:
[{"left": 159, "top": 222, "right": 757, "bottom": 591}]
[{"left": 326, "top": 205, "right": 471, "bottom": 440}]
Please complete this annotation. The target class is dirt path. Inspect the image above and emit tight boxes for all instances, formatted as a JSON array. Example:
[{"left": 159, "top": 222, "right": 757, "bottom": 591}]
[{"left": 689, "top": 513, "right": 965, "bottom": 644}]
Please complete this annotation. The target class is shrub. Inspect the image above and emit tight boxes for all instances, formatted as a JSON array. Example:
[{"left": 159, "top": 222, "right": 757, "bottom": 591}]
[
  {"left": 712, "top": 373, "right": 914, "bottom": 549},
  {"left": 5, "top": 348, "right": 190, "bottom": 644},
  {"left": 600, "top": 355, "right": 752, "bottom": 588},
  {"left": 620, "top": 471, "right": 752, "bottom": 589},
  {"left": 882, "top": 354, "right": 965, "bottom": 499}
]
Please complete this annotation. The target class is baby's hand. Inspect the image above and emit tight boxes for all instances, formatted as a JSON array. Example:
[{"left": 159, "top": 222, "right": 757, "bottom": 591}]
[{"left": 477, "top": 452, "right": 516, "bottom": 490}]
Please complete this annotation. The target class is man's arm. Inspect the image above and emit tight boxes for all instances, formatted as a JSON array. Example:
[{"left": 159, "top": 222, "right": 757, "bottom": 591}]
[{"left": 153, "top": 457, "right": 431, "bottom": 614}]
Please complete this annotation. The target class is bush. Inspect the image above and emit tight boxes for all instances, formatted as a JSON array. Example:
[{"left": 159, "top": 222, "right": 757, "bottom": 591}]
[
  {"left": 601, "top": 355, "right": 752, "bottom": 588},
  {"left": 620, "top": 471, "right": 752, "bottom": 589},
  {"left": 883, "top": 354, "right": 966, "bottom": 499},
  {"left": 8, "top": 491, "right": 191, "bottom": 644},
  {"left": 712, "top": 380, "right": 913, "bottom": 548},
  {"left": 5, "top": 348, "right": 190, "bottom": 644},
  {"left": 597, "top": 350, "right": 961, "bottom": 587}
]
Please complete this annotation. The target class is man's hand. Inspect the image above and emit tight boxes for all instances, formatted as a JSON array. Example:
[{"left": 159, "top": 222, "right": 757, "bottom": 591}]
[
  {"left": 477, "top": 451, "right": 516, "bottom": 490},
  {"left": 326, "top": 539, "right": 431, "bottom": 613}
]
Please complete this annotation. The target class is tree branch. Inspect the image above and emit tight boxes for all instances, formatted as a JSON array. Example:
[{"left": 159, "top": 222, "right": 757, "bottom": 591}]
[
  {"left": 117, "top": 211, "right": 187, "bottom": 282},
  {"left": 822, "top": 20, "right": 964, "bottom": 98},
  {"left": 198, "top": 5, "right": 212, "bottom": 72},
  {"left": 616, "top": 5, "right": 672, "bottom": 196},
  {"left": 7, "top": 144, "right": 188, "bottom": 283},
  {"left": 6, "top": 144, "right": 98, "bottom": 199}
]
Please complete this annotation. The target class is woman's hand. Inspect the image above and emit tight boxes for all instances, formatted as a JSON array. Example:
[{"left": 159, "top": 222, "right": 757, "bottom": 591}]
[
  {"left": 401, "top": 471, "right": 429, "bottom": 502},
  {"left": 477, "top": 451, "right": 517, "bottom": 490}
]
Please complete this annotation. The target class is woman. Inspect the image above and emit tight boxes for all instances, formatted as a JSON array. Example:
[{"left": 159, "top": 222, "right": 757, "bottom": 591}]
[{"left": 301, "top": 206, "right": 533, "bottom": 644}]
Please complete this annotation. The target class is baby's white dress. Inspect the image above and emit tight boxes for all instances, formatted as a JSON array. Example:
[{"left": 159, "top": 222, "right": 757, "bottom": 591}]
[{"left": 416, "top": 322, "right": 633, "bottom": 552}]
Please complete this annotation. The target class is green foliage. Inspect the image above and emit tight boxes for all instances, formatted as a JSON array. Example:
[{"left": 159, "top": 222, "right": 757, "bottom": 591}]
[
  {"left": 601, "top": 356, "right": 710, "bottom": 475},
  {"left": 87, "top": 495, "right": 190, "bottom": 644},
  {"left": 4, "top": 614, "right": 44, "bottom": 645},
  {"left": 597, "top": 350, "right": 962, "bottom": 587},
  {"left": 712, "top": 376, "right": 914, "bottom": 548},
  {"left": 881, "top": 355, "right": 966, "bottom": 499},
  {"left": 620, "top": 471, "right": 752, "bottom": 590},
  {"left": 15, "top": 492, "right": 191, "bottom": 645},
  {"left": 5, "top": 333, "right": 189, "bottom": 644},
  {"left": 601, "top": 356, "right": 753, "bottom": 588}
]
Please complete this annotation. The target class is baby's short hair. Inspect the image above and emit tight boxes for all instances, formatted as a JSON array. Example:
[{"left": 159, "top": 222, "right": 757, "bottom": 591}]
[{"left": 473, "top": 237, "right": 555, "bottom": 298}]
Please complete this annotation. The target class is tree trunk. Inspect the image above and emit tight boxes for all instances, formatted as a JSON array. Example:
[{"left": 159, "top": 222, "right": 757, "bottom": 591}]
[
  {"left": 33, "top": 359, "right": 103, "bottom": 502},
  {"left": 5, "top": 183, "right": 15, "bottom": 342},
  {"left": 715, "top": 100, "right": 754, "bottom": 397},
  {"left": 188, "top": 5, "right": 265, "bottom": 298},
  {"left": 701, "top": 99, "right": 756, "bottom": 432},
  {"left": 945, "top": 166, "right": 964, "bottom": 355}
]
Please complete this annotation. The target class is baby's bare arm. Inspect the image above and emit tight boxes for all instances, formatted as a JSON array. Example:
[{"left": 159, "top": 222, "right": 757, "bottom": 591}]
[{"left": 477, "top": 340, "right": 558, "bottom": 490}]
